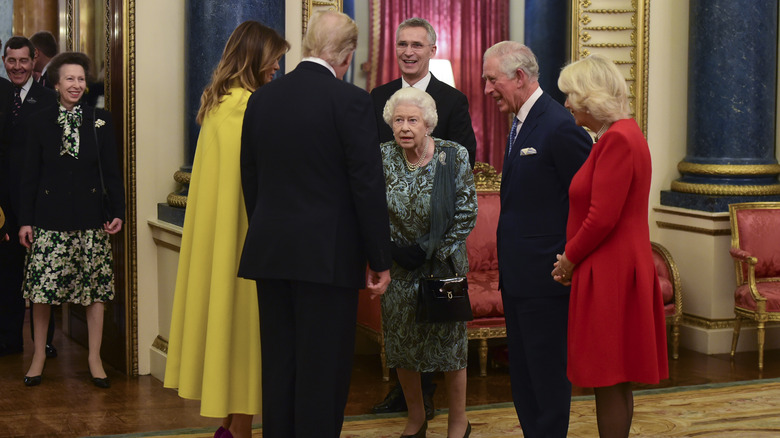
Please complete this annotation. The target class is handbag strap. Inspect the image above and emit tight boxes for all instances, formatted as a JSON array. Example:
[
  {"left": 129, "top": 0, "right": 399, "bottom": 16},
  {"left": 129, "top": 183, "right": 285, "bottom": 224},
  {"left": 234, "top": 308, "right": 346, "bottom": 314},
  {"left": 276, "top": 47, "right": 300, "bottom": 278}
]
[{"left": 93, "top": 107, "right": 108, "bottom": 198}]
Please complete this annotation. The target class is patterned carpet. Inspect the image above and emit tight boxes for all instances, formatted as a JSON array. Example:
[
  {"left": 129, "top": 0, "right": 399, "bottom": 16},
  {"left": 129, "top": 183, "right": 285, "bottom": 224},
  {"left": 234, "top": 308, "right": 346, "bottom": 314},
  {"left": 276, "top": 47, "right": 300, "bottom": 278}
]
[{"left": 96, "top": 379, "right": 780, "bottom": 437}]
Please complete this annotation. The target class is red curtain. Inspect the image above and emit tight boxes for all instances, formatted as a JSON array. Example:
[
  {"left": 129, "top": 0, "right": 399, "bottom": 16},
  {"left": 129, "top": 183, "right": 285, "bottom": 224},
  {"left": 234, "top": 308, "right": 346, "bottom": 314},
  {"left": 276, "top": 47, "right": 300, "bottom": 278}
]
[{"left": 367, "top": 0, "right": 511, "bottom": 170}]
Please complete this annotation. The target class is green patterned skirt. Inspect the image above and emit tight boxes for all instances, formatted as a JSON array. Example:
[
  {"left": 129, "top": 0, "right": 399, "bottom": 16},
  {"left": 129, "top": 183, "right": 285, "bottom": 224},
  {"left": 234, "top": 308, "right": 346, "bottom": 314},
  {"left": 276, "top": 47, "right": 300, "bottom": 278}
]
[
  {"left": 23, "top": 227, "right": 115, "bottom": 305},
  {"left": 381, "top": 277, "right": 468, "bottom": 372}
]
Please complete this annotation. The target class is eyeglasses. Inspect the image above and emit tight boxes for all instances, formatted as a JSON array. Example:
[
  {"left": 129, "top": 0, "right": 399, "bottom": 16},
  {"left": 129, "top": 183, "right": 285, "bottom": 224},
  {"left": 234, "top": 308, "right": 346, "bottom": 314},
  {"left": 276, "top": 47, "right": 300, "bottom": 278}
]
[{"left": 395, "top": 42, "right": 432, "bottom": 52}]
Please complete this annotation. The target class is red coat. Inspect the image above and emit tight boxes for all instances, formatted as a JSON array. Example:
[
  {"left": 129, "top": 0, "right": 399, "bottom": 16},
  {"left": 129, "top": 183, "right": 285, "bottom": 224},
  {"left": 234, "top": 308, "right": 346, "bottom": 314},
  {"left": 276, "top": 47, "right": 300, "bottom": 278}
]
[{"left": 564, "top": 118, "right": 668, "bottom": 387}]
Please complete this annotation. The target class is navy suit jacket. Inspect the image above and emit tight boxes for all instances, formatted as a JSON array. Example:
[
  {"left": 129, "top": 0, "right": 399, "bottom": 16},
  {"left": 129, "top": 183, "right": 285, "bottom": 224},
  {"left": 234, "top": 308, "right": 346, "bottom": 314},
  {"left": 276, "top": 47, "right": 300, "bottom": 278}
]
[
  {"left": 370, "top": 74, "right": 477, "bottom": 168},
  {"left": 0, "top": 81, "right": 56, "bottom": 230},
  {"left": 239, "top": 61, "right": 392, "bottom": 289},
  {"left": 497, "top": 92, "right": 591, "bottom": 297}
]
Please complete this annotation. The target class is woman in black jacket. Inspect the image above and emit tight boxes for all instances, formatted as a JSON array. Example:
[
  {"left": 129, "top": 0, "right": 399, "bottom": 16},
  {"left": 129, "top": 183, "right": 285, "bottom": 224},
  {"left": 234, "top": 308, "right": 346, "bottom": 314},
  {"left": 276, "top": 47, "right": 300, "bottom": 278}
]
[{"left": 18, "top": 52, "right": 124, "bottom": 388}]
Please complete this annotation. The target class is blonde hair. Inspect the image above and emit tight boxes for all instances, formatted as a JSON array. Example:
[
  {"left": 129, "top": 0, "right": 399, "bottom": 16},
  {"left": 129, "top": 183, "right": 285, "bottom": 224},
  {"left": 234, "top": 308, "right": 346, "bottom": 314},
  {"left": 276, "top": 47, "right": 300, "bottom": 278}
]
[
  {"left": 558, "top": 54, "right": 630, "bottom": 123},
  {"left": 302, "top": 10, "right": 358, "bottom": 66},
  {"left": 196, "top": 21, "right": 290, "bottom": 125},
  {"left": 483, "top": 41, "right": 539, "bottom": 81},
  {"left": 382, "top": 87, "right": 438, "bottom": 132}
]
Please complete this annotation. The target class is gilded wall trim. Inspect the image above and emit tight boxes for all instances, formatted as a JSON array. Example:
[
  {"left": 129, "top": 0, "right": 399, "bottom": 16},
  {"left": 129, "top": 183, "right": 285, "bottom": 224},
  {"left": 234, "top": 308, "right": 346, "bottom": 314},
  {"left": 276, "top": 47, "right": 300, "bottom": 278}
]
[
  {"left": 152, "top": 335, "right": 168, "bottom": 354},
  {"left": 303, "top": 0, "right": 343, "bottom": 34},
  {"left": 655, "top": 221, "right": 731, "bottom": 236},
  {"left": 678, "top": 162, "right": 780, "bottom": 176},
  {"left": 683, "top": 314, "right": 739, "bottom": 330},
  {"left": 670, "top": 181, "right": 780, "bottom": 196},
  {"left": 572, "top": 0, "right": 650, "bottom": 135}
]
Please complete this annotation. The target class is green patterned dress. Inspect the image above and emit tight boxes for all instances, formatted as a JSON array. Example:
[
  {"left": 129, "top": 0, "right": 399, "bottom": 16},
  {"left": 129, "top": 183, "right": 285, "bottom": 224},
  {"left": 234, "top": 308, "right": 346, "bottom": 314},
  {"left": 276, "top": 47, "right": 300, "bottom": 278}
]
[{"left": 381, "top": 138, "right": 478, "bottom": 372}]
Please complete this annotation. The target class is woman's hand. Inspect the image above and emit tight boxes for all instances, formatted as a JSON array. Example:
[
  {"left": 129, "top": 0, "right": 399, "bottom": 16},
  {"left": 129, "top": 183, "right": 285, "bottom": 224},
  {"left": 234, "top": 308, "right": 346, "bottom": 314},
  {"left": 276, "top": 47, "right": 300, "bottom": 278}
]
[
  {"left": 104, "top": 218, "right": 123, "bottom": 235},
  {"left": 551, "top": 252, "right": 575, "bottom": 286},
  {"left": 19, "top": 226, "right": 34, "bottom": 248}
]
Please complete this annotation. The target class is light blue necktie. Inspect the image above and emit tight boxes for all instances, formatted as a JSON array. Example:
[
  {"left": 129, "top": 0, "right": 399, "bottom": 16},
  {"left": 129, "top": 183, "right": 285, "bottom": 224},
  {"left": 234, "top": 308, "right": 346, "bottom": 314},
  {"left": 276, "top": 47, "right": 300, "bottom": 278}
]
[{"left": 507, "top": 117, "right": 519, "bottom": 155}]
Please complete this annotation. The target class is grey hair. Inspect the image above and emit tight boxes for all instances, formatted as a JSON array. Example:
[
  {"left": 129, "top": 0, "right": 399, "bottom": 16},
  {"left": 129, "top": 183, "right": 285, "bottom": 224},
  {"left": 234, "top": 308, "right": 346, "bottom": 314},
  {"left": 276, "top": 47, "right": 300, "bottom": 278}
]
[
  {"left": 382, "top": 87, "right": 438, "bottom": 133},
  {"left": 483, "top": 41, "right": 539, "bottom": 81},
  {"left": 396, "top": 17, "right": 437, "bottom": 45},
  {"left": 302, "top": 10, "right": 358, "bottom": 66}
]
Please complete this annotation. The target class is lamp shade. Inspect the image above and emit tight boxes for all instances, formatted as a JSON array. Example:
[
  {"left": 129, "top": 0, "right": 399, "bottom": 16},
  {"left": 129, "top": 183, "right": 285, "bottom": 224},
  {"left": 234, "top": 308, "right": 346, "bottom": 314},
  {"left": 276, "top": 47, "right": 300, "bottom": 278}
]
[{"left": 429, "top": 59, "right": 455, "bottom": 88}]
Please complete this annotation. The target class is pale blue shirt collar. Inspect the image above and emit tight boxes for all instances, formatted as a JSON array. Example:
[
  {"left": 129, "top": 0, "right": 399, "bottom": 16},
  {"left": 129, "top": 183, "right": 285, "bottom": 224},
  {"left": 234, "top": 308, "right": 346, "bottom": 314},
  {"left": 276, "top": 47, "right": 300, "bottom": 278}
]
[
  {"left": 301, "top": 56, "right": 336, "bottom": 78},
  {"left": 18, "top": 75, "right": 34, "bottom": 101},
  {"left": 401, "top": 72, "right": 432, "bottom": 91}
]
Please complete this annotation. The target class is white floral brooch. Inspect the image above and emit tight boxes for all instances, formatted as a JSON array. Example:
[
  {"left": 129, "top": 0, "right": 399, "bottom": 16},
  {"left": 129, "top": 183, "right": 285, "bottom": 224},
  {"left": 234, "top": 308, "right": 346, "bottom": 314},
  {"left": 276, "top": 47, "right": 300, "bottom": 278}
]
[
  {"left": 95, "top": 119, "right": 106, "bottom": 128},
  {"left": 438, "top": 151, "right": 447, "bottom": 165}
]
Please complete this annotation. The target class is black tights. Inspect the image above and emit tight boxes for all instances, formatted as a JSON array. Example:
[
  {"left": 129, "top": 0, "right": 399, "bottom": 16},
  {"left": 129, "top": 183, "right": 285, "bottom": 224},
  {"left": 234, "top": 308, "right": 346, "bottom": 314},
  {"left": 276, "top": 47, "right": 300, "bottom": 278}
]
[{"left": 594, "top": 382, "right": 633, "bottom": 438}]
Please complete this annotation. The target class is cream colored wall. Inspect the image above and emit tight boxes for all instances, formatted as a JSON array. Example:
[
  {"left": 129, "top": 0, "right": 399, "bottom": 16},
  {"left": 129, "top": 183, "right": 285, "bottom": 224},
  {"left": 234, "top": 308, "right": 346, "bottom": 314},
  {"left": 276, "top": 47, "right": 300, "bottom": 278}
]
[{"left": 135, "top": 0, "right": 187, "bottom": 374}]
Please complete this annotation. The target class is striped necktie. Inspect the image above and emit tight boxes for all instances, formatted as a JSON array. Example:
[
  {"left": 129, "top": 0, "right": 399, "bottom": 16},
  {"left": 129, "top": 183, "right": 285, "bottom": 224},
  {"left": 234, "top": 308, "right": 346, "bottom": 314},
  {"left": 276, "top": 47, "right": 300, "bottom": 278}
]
[
  {"left": 12, "top": 86, "right": 22, "bottom": 120},
  {"left": 507, "top": 117, "right": 519, "bottom": 155}
]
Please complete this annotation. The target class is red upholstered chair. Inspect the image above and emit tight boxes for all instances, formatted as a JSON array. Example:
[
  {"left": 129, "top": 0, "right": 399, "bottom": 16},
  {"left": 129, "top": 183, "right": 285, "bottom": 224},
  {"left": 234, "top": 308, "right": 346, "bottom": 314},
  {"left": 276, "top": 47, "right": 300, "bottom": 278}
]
[
  {"left": 651, "top": 241, "right": 683, "bottom": 360},
  {"left": 728, "top": 202, "right": 780, "bottom": 370}
]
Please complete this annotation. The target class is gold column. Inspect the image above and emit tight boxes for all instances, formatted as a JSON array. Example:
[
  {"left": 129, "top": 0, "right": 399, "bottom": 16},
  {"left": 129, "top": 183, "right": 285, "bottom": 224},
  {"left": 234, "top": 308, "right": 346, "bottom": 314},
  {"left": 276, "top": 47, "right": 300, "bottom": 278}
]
[{"left": 13, "top": 0, "right": 59, "bottom": 37}]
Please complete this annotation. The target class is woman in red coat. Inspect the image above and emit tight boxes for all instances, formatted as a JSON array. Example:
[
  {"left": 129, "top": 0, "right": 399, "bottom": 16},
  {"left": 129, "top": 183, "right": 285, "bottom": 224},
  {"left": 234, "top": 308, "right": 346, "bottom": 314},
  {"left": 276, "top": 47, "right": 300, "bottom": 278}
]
[{"left": 552, "top": 54, "right": 668, "bottom": 438}]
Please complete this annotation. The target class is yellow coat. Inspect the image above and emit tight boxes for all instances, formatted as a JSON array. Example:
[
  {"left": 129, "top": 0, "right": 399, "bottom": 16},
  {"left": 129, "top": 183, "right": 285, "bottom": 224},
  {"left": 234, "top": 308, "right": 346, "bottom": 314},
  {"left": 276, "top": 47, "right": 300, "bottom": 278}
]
[{"left": 164, "top": 88, "right": 261, "bottom": 417}]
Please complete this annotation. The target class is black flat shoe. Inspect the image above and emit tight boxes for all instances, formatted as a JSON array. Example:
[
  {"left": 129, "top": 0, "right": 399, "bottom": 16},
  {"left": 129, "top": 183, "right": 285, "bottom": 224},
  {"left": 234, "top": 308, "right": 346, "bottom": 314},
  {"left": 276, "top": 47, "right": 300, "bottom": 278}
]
[
  {"left": 24, "top": 375, "right": 42, "bottom": 386},
  {"left": 372, "top": 384, "right": 407, "bottom": 414},
  {"left": 400, "top": 421, "right": 427, "bottom": 438},
  {"left": 90, "top": 374, "right": 111, "bottom": 388},
  {"left": 45, "top": 344, "right": 58, "bottom": 358}
]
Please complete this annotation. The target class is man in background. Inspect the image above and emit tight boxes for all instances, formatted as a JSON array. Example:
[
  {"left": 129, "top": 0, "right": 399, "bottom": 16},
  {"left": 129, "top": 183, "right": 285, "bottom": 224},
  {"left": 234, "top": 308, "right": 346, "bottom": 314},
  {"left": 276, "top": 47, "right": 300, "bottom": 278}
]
[
  {"left": 239, "top": 11, "right": 392, "bottom": 437},
  {"left": 30, "top": 30, "right": 58, "bottom": 89}
]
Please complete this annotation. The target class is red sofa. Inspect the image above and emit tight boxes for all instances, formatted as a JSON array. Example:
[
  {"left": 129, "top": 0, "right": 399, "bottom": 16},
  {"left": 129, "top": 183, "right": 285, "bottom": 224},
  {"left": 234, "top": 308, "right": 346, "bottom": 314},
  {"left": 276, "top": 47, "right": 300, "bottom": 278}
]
[{"left": 356, "top": 162, "right": 505, "bottom": 380}]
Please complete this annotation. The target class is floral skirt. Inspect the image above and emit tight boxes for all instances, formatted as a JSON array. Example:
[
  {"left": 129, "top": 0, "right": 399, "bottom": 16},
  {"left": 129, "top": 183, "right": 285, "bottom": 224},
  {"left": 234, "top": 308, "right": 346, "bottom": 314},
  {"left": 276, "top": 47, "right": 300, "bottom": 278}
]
[{"left": 23, "top": 227, "right": 115, "bottom": 305}]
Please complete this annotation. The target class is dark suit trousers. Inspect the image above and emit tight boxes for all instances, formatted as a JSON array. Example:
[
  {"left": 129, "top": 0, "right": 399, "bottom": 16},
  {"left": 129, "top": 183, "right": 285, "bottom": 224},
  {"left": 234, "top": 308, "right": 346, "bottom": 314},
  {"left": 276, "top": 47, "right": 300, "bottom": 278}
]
[
  {"left": 0, "top": 241, "right": 26, "bottom": 354},
  {"left": 502, "top": 294, "right": 571, "bottom": 438},
  {"left": 256, "top": 279, "right": 359, "bottom": 438}
]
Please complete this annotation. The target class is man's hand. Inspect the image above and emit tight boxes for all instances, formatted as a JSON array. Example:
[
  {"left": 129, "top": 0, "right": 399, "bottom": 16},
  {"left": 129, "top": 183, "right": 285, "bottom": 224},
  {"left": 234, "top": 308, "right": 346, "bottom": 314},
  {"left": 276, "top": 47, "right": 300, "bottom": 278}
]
[{"left": 365, "top": 268, "right": 391, "bottom": 299}]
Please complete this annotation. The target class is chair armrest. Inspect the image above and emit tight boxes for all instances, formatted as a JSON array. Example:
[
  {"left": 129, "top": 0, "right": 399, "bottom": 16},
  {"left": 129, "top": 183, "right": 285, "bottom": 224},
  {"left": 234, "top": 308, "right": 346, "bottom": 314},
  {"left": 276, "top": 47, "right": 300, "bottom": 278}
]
[{"left": 729, "top": 247, "right": 757, "bottom": 265}]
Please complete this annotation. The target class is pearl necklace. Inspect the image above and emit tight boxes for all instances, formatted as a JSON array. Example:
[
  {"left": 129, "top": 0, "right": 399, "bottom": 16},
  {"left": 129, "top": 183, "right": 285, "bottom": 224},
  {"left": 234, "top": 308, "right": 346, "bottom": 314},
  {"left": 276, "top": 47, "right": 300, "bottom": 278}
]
[
  {"left": 595, "top": 123, "right": 611, "bottom": 141},
  {"left": 403, "top": 137, "right": 429, "bottom": 171}
]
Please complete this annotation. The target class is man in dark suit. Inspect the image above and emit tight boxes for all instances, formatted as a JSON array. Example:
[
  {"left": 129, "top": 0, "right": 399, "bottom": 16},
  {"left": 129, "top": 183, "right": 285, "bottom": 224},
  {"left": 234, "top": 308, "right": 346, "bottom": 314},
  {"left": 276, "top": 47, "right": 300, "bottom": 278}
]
[
  {"left": 0, "top": 36, "right": 57, "bottom": 358},
  {"left": 370, "top": 17, "right": 477, "bottom": 168},
  {"left": 483, "top": 41, "right": 591, "bottom": 438},
  {"left": 368, "top": 17, "right": 478, "bottom": 419},
  {"left": 239, "top": 11, "right": 392, "bottom": 437},
  {"left": 30, "top": 31, "right": 58, "bottom": 89}
]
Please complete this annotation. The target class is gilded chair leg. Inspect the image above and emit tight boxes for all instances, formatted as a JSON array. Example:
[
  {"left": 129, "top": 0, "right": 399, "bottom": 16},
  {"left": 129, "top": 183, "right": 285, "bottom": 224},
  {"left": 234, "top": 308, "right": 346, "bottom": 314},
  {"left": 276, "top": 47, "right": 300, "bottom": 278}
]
[
  {"left": 757, "top": 321, "right": 766, "bottom": 370},
  {"left": 672, "top": 321, "right": 680, "bottom": 360},
  {"left": 479, "top": 339, "right": 488, "bottom": 377},
  {"left": 731, "top": 318, "right": 742, "bottom": 358}
]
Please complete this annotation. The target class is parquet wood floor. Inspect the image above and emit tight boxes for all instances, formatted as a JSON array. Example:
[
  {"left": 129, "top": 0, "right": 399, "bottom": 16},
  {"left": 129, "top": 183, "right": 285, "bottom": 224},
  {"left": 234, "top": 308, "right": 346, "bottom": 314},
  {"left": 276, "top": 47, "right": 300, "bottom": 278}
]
[{"left": 2, "top": 316, "right": 780, "bottom": 437}]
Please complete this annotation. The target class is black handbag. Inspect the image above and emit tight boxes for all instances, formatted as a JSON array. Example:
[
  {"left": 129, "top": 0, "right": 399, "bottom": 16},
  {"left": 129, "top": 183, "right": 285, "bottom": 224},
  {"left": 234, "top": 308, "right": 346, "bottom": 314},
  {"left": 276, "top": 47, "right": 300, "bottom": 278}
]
[
  {"left": 416, "top": 259, "right": 473, "bottom": 323},
  {"left": 92, "top": 108, "right": 112, "bottom": 222}
]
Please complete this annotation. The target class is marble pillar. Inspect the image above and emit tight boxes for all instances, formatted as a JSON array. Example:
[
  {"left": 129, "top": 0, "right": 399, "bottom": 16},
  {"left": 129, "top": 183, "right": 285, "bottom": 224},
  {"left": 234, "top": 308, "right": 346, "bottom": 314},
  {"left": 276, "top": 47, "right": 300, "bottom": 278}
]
[
  {"left": 523, "top": 0, "right": 568, "bottom": 105},
  {"left": 661, "top": 0, "right": 780, "bottom": 212},
  {"left": 159, "top": 0, "right": 285, "bottom": 225}
]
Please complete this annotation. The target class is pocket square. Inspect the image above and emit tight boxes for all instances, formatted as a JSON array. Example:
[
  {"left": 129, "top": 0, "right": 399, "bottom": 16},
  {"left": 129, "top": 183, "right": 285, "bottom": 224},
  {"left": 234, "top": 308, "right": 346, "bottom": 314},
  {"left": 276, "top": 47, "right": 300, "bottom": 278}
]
[{"left": 520, "top": 147, "right": 537, "bottom": 156}]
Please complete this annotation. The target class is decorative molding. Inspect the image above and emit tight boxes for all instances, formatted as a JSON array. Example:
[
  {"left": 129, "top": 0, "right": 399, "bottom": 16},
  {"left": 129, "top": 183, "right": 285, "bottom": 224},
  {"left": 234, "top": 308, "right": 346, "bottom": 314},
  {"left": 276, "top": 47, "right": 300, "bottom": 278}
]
[
  {"left": 655, "top": 221, "right": 731, "bottom": 236},
  {"left": 152, "top": 335, "right": 168, "bottom": 354},
  {"left": 678, "top": 162, "right": 780, "bottom": 176},
  {"left": 173, "top": 170, "right": 191, "bottom": 185},
  {"left": 303, "top": 0, "right": 343, "bottom": 34},
  {"left": 572, "top": 0, "right": 650, "bottom": 135},
  {"left": 670, "top": 181, "right": 780, "bottom": 196},
  {"left": 473, "top": 162, "right": 501, "bottom": 192},
  {"left": 683, "top": 313, "right": 738, "bottom": 330}
]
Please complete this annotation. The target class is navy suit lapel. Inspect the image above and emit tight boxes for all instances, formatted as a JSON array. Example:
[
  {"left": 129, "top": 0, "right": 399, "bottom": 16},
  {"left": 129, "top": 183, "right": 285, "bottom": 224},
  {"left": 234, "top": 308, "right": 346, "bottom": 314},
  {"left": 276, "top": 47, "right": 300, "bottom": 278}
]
[{"left": 501, "top": 93, "right": 550, "bottom": 186}]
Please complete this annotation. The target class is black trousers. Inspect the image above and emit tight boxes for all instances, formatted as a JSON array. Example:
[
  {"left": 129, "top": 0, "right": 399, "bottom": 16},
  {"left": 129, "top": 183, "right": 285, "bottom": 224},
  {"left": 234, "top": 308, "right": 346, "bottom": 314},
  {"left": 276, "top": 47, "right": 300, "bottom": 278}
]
[
  {"left": 502, "top": 294, "right": 571, "bottom": 438},
  {"left": 256, "top": 279, "right": 359, "bottom": 438},
  {"left": 0, "top": 240, "right": 26, "bottom": 354}
]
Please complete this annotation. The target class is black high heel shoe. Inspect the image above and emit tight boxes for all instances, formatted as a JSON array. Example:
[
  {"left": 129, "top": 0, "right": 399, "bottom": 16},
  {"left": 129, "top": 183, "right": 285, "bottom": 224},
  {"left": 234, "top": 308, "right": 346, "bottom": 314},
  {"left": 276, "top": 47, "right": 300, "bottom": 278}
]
[
  {"left": 400, "top": 421, "right": 427, "bottom": 438},
  {"left": 90, "top": 373, "right": 111, "bottom": 388},
  {"left": 447, "top": 422, "right": 471, "bottom": 438},
  {"left": 24, "top": 375, "right": 42, "bottom": 386}
]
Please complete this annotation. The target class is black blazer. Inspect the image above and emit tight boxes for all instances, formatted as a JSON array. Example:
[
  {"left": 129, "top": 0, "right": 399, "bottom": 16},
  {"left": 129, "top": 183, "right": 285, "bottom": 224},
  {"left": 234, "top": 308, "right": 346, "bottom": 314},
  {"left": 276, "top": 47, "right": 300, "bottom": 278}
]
[
  {"left": 239, "top": 61, "right": 392, "bottom": 289},
  {"left": 19, "top": 104, "right": 125, "bottom": 231},
  {"left": 0, "top": 81, "right": 56, "bottom": 230},
  {"left": 497, "top": 92, "right": 592, "bottom": 297},
  {"left": 370, "top": 74, "right": 478, "bottom": 168}
]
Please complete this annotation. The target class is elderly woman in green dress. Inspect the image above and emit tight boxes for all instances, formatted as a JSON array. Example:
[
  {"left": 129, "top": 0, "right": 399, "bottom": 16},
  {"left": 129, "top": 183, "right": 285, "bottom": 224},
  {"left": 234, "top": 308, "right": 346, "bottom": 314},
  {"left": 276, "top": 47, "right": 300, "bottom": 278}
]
[{"left": 381, "top": 87, "right": 477, "bottom": 438}]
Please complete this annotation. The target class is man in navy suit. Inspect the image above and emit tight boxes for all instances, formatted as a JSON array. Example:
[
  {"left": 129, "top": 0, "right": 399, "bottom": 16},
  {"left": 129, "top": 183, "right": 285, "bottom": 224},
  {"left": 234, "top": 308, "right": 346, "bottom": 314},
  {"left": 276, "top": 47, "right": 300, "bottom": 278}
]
[
  {"left": 368, "top": 17, "right": 478, "bottom": 419},
  {"left": 370, "top": 17, "right": 477, "bottom": 168},
  {"left": 0, "top": 37, "right": 57, "bottom": 358},
  {"left": 239, "top": 10, "right": 392, "bottom": 438},
  {"left": 30, "top": 31, "right": 58, "bottom": 90},
  {"left": 483, "top": 41, "right": 591, "bottom": 438}
]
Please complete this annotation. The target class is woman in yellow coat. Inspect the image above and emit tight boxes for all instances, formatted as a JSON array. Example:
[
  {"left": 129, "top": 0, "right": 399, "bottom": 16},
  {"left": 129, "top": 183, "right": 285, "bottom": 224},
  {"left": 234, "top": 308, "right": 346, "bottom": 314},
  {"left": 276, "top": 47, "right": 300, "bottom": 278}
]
[{"left": 164, "top": 21, "right": 289, "bottom": 438}]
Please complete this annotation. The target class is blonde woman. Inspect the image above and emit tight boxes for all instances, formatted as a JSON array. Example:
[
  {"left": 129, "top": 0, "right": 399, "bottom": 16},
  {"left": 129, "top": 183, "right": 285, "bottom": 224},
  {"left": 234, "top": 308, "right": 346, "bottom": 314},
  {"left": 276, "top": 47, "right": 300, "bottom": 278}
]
[
  {"left": 164, "top": 21, "right": 289, "bottom": 438},
  {"left": 553, "top": 54, "right": 668, "bottom": 438}
]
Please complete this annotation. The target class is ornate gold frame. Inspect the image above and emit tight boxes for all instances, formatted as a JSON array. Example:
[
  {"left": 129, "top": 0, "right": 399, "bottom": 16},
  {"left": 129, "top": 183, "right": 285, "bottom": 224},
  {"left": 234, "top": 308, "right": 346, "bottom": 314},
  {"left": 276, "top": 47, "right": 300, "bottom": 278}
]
[
  {"left": 571, "top": 0, "right": 650, "bottom": 134},
  {"left": 303, "top": 0, "right": 343, "bottom": 34},
  {"left": 65, "top": 0, "right": 138, "bottom": 376}
]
